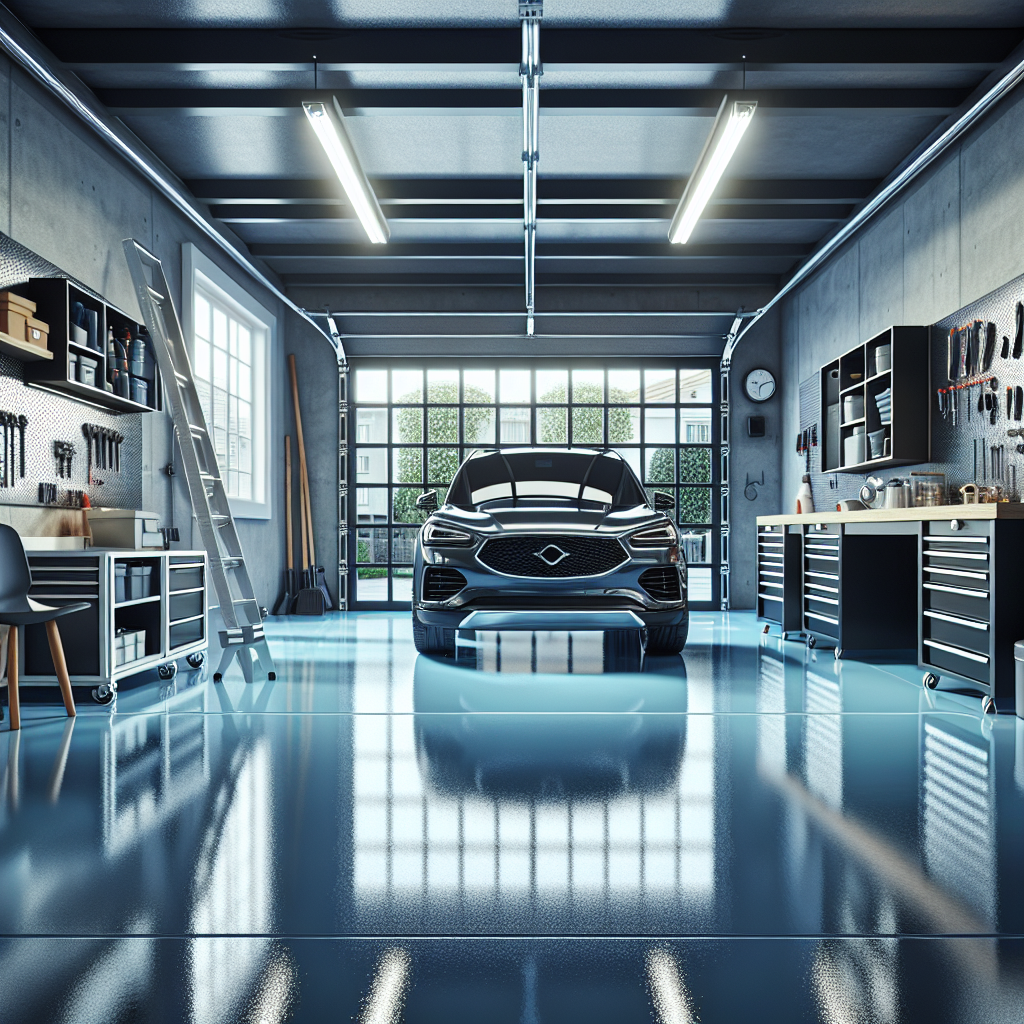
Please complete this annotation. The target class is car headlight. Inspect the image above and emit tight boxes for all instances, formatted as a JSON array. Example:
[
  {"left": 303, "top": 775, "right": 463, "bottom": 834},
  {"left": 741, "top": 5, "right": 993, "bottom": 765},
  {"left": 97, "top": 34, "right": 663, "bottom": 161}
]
[
  {"left": 422, "top": 521, "right": 475, "bottom": 546},
  {"left": 629, "top": 524, "right": 677, "bottom": 547}
]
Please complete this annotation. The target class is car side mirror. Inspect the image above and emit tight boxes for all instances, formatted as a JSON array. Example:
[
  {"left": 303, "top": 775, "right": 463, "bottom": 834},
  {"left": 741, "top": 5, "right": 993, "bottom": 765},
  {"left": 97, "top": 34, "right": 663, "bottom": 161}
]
[
  {"left": 416, "top": 490, "right": 439, "bottom": 513},
  {"left": 653, "top": 491, "right": 675, "bottom": 512}
]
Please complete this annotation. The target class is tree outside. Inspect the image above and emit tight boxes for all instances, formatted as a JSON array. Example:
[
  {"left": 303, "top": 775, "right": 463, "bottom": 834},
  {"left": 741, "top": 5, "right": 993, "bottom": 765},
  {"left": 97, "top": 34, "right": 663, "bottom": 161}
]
[{"left": 536, "top": 382, "right": 635, "bottom": 443}]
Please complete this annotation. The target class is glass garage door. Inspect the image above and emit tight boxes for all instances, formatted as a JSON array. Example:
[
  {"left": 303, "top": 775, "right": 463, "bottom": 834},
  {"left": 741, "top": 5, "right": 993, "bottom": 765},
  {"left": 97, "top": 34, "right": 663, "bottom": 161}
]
[{"left": 349, "top": 361, "right": 719, "bottom": 609}]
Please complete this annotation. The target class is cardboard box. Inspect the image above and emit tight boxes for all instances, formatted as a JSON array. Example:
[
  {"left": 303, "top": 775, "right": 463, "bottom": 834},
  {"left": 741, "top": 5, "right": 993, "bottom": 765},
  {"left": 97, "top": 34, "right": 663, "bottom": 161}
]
[
  {"left": 87, "top": 508, "right": 163, "bottom": 549},
  {"left": 25, "top": 317, "right": 49, "bottom": 351},
  {"left": 0, "top": 291, "right": 36, "bottom": 341}
]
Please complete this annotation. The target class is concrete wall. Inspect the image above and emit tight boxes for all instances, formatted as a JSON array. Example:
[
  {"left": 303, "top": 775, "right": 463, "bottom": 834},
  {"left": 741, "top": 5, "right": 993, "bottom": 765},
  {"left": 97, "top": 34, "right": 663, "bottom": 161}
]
[
  {"left": 780, "top": 83, "right": 1024, "bottom": 505},
  {"left": 0, "top": 53, "right": 339, "bottom": 609}
]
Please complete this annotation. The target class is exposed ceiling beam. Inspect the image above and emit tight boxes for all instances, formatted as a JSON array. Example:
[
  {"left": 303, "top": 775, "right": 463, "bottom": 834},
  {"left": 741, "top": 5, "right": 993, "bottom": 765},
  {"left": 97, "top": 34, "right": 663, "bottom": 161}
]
[
  {"left": 99, "top": 86, "right": 969, "bottom": 114},
  {"left": 39, "top": 28, "right": 1022, "bottom": 65},
  {"left": 188, "top": 176, "right": 879, "bottom": 204},
  {"left": 250, "top": 241, "right": 810, "bottom": 258},
  {"left": 213, "top": 202, "right": 849, "bottom": 221},
  {"left": 284, "top": 272, "right": 782, "bottom": 286}
]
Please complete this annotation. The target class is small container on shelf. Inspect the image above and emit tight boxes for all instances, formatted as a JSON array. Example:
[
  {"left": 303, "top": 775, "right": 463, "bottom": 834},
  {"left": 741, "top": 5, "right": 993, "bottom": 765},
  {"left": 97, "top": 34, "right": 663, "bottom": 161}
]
[
  {"left": 68, "top": 350, "right": 78, "bottom": 381},
  {"left": 129, "top": 376, "right": 148, "bottom": 406},
  {"left": 114, "top": 562, "right": 127, "bottom": 603},
  {"left": 0, "top": 290, "right": 36, "bottom": 340},
  {"left": 126, "top": 563, "right": 154, "bottom": 600},
  {"left": 78, "top": 355, "right": 99, "bottom": 387},
  {"left": 25, "top": 317, "right": 49, "bottom": 351},
  {"left": 912, "top": 471, "right": 946, "bottom": 507}
]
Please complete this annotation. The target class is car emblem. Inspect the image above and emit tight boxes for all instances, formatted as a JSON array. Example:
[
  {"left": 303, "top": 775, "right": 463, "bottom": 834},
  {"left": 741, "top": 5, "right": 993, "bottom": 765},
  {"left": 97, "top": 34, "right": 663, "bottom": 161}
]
[{"left": 534, "top": 543, "right": 570, "bottom": 566}]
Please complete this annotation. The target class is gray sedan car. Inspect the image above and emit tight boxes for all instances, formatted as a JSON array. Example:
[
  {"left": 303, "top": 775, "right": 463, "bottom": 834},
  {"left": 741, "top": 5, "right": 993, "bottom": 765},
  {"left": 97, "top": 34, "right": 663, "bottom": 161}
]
[{"left": 412, "top": 447, "right": 688, "bottom": 655}]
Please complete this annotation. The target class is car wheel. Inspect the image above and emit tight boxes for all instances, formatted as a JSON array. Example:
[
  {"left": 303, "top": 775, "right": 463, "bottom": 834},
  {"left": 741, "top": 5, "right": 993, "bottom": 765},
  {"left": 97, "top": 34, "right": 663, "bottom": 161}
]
[
  {"left": 646, "top": 616, "right": 689, "bottom": 654},
  {"left": 412, "top": 610, "right": 457, "bottom": 655}
]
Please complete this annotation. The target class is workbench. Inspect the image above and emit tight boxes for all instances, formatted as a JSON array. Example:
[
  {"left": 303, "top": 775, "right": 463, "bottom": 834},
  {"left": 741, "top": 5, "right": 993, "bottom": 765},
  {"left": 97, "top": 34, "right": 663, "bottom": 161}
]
[{"left": 757, "top": 505, "right": 1024, "bottom": 708}]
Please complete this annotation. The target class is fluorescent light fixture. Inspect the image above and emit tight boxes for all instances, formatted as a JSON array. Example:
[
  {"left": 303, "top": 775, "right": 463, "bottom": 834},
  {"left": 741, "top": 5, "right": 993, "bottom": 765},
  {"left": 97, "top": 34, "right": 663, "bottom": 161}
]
[
  {"left": 669, "top": 95, "right": 756, "bottom": 245},
  {"left": 302, "top": 97, "right": 390, "bottom": 244}
]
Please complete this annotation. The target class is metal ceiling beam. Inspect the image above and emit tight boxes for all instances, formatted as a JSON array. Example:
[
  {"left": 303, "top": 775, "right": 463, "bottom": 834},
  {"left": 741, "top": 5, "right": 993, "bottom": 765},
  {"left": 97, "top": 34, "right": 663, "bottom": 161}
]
[
  {"left": 188, "top": 177, "right": 879, "bottom": 204},
  {"left": 249, "top": 241, "right": 810, "bottom": 258},
  {"left": 39, "top": 27, "right": 1021, "bottom": 66},
  {"left": 285, "top": 272, "right": 781, "bottom": 286},
  {"left": 99, "top": 86, "right": 968, "bottom": 113}
]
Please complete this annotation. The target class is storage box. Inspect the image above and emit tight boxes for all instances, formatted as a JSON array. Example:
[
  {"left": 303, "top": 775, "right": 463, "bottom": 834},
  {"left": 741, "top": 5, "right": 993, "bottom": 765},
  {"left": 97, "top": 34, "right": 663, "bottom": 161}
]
[
  {"left": 129, "top": 376, "right": 148, "bottom": 406},
  {"left": 126, "top": 563, "right": 154, "bottom": 600},
  {"left": 87, "top": 509, "right": 163, "bottom": 549},
  {"left": 0, "top": 291, "right": 36, "bottom": 341},
  {"left": 25, "top": 317, "right": 49, "bottom": 351},
  {"left": 69, "top": 351, "right": 78, "bottom": 381},
  {"left": 114, "top": 562, "right": 127, "bottom": 603},
  {"left": 114, "top": 628, "right": 147, "bottom": 666},
  {"left": 78, "top": 355, "right": 98, "bottom": 387}
]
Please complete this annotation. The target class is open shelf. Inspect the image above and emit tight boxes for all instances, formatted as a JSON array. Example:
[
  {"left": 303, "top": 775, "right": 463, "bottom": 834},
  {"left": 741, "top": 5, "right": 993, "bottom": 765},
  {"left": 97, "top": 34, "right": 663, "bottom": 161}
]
[
  {"left": 115, "top": 594, "right": 161, "bottom": 608},
  {"left": 0, "top": 329, "right": 53, "bottom": 362},
  {"left": 840, "top": 417, "right": 865, "bottom": 427}
]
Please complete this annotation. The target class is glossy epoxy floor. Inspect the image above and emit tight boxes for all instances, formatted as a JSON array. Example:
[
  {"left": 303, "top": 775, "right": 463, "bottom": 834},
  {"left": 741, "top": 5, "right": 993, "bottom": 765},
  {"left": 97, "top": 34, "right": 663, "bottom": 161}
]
[{"left": 1, "top": 613, "right": 1023, "bottom": 1023}]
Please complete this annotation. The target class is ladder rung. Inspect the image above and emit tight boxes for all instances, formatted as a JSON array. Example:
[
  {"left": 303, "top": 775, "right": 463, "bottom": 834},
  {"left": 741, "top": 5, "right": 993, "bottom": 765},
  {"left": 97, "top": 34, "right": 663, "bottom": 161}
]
[
  {"left": 189, "top": 423, "right": 207, "bottom": 434},
  {"left": 147, "top": 286, "right": 166, "bottom": 301},
  {"left": 175, "top": 371, "right": 190, "bottom": 383}
]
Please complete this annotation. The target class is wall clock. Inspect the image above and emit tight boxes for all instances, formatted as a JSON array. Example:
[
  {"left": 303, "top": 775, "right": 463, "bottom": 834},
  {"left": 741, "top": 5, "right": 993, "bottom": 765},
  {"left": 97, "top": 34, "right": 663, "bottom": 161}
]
[{"left": 744, "top": 368, "right": 776, "bottom": 402}]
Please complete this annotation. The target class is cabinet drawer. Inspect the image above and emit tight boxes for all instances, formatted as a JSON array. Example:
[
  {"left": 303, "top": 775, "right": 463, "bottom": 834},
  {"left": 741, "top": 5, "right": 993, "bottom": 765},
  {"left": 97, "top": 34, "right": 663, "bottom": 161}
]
[
  {"left": 925, "top": 520, "right": 992, "bottom": 539},
  {"left": 805, "top": 609, "right": 839, "bottom": 637},
  {"left": 170, "top": 591, "right": 203, "bottom": 622},
  {"left": 923, "top": 582, "right": 991, "bottom": 619},
  {"left": 923, "top": 610, "right": 989, "bottom": 656},
  {"left": 923, "top": 550, "right": 989, "bottom": 572},
  {"left": 806, "top": 523, "right": 840, "bottom": 537},
  {"left": 169, "top": 566, "right": 204, "bottom": 592},
  {"left": 923, "top": 638, "right": 989, "bottom": 684},
  {"left": 921, "top": 565, "right": 988, "bottom": 592},
  {"left": 170, "top": 618, "right": 204, "bottom": 650}
]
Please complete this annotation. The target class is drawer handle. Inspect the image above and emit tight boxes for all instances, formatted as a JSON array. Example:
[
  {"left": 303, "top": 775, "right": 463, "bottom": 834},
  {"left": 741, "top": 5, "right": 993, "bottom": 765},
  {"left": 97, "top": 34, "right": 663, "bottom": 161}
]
[
  {"left": 760, "top": 581, "right": 784, "bottom": 589},
  {"left": 806, "top": 582, "right": 839, "bottom": 593},
  {"left": 806, "top": 571, "right": 839, "bottom": 581},
  {"left": 923, "top": 582, "right": 989, "bottom": 598},
  {"left": 923, "top": 549, "right": 989, "bottom": 561},
  {"left": 805, "top": 594, "right": 839, "bottom": 605},
  {"left": 923, "top": 638, "right": 989, "bottom": 664},
  {"left": 806, "top": 610, "right": 839, "bottom": 625},
  {"left": 806, "top": 553, "right": 839, "bottom": 561},
  {"left": 760, "top": 570, "right": 785, "bottom": 578},
  {"left": 923, "top": 609, "right": 988, "bottom": 631},
  {"left": 924, "top": 566, "right": 988, "bottom": 581},
  {"left": 923, "top": 536, "right": 987, "bottom": 544},
  {"left": 760, "top": 593, "right": 783, "bottom": 603}
]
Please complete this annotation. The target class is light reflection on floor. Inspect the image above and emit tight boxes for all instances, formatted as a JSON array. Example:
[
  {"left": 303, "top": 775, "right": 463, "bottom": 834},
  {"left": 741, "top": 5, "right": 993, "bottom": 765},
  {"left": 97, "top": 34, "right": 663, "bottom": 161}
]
[{"left": 0, "top": 611, "right": 1022, "bottom": 1022}]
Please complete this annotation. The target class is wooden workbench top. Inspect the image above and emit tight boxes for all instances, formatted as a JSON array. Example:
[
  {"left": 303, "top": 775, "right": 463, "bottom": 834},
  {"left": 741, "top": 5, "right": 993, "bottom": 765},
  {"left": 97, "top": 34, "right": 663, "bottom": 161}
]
[{"left": 757, "top": 504, "right": 1024, "bottom": 525}]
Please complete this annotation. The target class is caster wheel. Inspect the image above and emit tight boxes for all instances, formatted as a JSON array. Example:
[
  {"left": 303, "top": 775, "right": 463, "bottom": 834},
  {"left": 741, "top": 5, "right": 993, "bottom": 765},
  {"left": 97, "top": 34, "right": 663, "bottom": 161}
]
[
  {"left": 982, "top": 696, "right": 996, "bottom": 715},
  {"left": 91, "top": 682, "right": 116, "bottom": 705},
  {"left": 213, "top": 672, "right": 223, "bottom": 682},
  {"left": 260, "top": 606, "right": 269, "bottom": 621},
  {"left": 834, "top": 648, "right": 843, "bottom": 660},
  {"left": 186, "top": 652, "right": 205, "bottom": 669},
  {"left": 157, "top": 663, "right": 177, "bottom": 681},
  {"left": 807, "top": 636, "right": 817, "bottom": 650},
  {"left": 268, "top": 672, "right": 276, "bottom": 681},
  {"left": 923, "top": 672, "right": 939, "bottom": 690}
]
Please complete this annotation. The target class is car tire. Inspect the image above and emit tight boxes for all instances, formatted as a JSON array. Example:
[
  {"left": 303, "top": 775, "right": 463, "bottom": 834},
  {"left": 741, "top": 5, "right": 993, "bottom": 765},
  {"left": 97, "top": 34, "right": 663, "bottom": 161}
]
[
  {"left": 646, "top": 618, "right": 689, "bottom": 654},
  {"left": 412, "top": 610, "right": 457, "bottom": 655}
]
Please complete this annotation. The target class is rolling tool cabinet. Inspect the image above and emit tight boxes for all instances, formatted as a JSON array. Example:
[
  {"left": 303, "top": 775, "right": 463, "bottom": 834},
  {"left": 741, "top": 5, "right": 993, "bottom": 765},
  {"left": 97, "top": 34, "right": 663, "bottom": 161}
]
[
  {"left": 17, "top": 549, "right": 208, "bottom": 702},
  {"left": 920, "top": 518, "right": 1024, "bottom": 705},
  {"left": 756, "top": 523, "right": 802, "bottom": 636}
]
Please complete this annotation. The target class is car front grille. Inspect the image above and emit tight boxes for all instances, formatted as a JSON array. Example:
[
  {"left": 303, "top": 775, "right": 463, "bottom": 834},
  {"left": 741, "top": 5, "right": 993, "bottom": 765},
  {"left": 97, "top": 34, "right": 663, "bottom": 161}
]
[
  {"left": 422, "top": 567, "right": 468, "bottom": 601},
  {"left": 639, "top": 566, "right": 683, "bottom": 602},
  {"left": 477, "top": 535, "right": 628, "bottom": 578}
]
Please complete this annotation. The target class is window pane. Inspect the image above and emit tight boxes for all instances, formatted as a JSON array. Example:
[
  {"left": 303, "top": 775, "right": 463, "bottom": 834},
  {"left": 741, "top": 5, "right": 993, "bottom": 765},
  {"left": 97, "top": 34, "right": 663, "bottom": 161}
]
[
  {"left": 609, "top": 369, "right": 640, "bottom": 402},
  {"left": 391, "top": 527, "right": 419, "bottom": 564},
  {"left": 238, "top": 436, "right": 251, "bottom": 474},
  {"left": 536, "top": 369, "right": 568, "bottom": 402},
  {"left": 237, "top": 400, "right": 251, "bottom": 439},
  {"left": 393, "top": 407, "right": 423, "bottom": 444},
  {"left": 687, "top": 567, "right": 713, "bottom": 603},
  {"left": 213, "top": 308, "right": 228, "bottom": 350},
  {"left": 427, "top": 447, "right": 460, "bottom": 485},
  {"left": 427, "top": 368, "right": 459, "bottom": 401},
  {"left": 195, "top": 294, "right": 211, "bottom": 339},
  {"left": 572, "top": 369, "right": 604, "bottom": 403},
  {"left": 228, "top": 318, "right": 237, "bottom": 356},
  {"left": 681, "top": 408, "right": 713, "bottom": 444},
  {"left": 463, "top": 369, "right": 495, "bottom": 402},
  {"left": 609, "top": 407, "right": 639, "bottom": 444},
  {"left": 644, "top": 408, "right": 676, "bottom": 445},
  {"left": 212, "top": 388, "right": 228, "bottom": 430},
  {"left": 463, "top": 406, "right": 495, "bottom": 445},
  {"left": 500, "top": 369, "right": 531, "bottom": 403},
  {"left": 391, "top": 569, "right": 414, "bottom": 603},
  {"left": 678, "top": 528, "right": 711, "bottom": 564},
  {"left": 237, "top": 361, "right": 251, "bottom": 400},
  {"left": 194, "top": 339, "right": 210, "bottom": 380},
  {"left": 356, "top": 567, "right": 389, "bottom": 601},
  {"left": 571, "top": 406, "right": 604, "bottom": 445},
  {"left": 237, "top": 325, "right": 251, "bottom": 364},
  {"left": 643, "top": 368, "right": 675, "bottom": 403},
  {"left": 356, "top": 408, "right": 388, "bottom": 444},
  {"left": 679, "top": 447, "right": 712, "bottom": 483},
  {"left": 392, "top": 369, "right": 423, "bottom": 403},
  {"left": 678, "top": 486, "right": 712, "bottom": 524},
  {"left": 537, "top": 406, "right": 567, "bottom": 443},
  {"left": 392, "top": 448, "right": 422, "bottom": 485},
  {"left": 393, "top": 488, "right": 427, "bottom": 524},
  {"left": 499, "top": 407, "right": 531, "bottom": 444},
  {"left": 213, "top": 348, "right": 227, "bottom": 390},
  {"left": 229, "top": 357, "right": 238, "bottom": 395},
  {"left": 356, "top": 487, "right": 388, "bottom": 520},
  {"left": 238, "top": 473, "right": 251, "bottom": 500},
  {"left": 356, "top": 447, "right": 388, "bottom": 484},
  {"left": 427, "top": 406, "right": 459, "bottom": 443},
  {"left": 356, "top": 527, "right": 389, "bottom": 564},
  {"left": 645, "top": 447, "right": 675, "bottom": 484},
  {"left": 356, "top": 369, "right": 388, "bottom": 403},
  {"left": 679, "top": 368, "right": 712, "bottom": 403}
]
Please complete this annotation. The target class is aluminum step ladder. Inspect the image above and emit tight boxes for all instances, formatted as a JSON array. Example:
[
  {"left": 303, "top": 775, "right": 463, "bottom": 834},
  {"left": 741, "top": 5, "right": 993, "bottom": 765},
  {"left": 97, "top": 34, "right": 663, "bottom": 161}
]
[{"left": 123, "top": 239, "right": 276, "bottom": 685}]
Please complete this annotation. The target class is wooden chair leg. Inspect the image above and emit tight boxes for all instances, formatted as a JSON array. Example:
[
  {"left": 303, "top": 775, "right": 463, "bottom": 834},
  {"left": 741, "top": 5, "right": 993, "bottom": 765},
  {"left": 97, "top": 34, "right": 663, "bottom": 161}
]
[
  {"left": 7, "top": 625, "right": 19, "bottom": 731},
  {"left": 45, "top": 620, "right": 76, "bottom": 719}
]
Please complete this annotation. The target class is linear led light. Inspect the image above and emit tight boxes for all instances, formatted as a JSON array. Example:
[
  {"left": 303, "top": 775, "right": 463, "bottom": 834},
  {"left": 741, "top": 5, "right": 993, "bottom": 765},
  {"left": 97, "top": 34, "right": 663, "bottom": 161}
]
[
  {"left": 669, "top": 96, "right": 756, "bottom": 245},
  {"left": 302, "top": 97, "right": 390, "bottom": 245}
]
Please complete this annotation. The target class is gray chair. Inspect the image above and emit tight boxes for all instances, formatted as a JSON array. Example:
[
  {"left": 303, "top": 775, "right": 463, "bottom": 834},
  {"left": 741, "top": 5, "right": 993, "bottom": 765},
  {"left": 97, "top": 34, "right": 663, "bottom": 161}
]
[{"left": 0, "top": 525, "right": 88, "bottom": 730}]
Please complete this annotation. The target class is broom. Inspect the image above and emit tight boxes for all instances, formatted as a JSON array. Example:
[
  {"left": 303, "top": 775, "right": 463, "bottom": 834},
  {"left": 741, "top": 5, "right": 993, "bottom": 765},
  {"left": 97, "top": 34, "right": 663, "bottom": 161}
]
[
  {"left": 290, "top": 355, "right": 326, "bottom": 616},
  {"left": 271, "top": 435, "right": 296, "bottom": 615}
]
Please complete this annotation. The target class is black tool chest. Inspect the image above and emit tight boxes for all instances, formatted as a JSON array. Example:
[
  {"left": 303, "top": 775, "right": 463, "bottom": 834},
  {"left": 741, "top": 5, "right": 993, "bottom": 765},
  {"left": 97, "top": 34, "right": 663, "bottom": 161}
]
[
  {"left": 756, "top": 523, "right": 802, "bottom": 635},
  {"left": 919, "top": 519, "right": 1024, "bottom": 701},
  {"left": 800, "top": 522, "right": 918, "bottom": 657}
]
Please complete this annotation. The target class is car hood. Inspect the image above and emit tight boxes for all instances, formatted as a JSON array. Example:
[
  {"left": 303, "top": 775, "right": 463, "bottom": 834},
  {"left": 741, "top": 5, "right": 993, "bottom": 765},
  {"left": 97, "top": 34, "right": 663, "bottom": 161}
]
[{"left": 434, "top": 503, "right": 665, "bottom": 535}]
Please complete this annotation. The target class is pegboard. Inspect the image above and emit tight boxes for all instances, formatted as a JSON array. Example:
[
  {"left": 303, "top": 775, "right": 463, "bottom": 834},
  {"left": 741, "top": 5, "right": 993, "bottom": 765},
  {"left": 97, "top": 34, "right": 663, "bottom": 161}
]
[
  {"left": 807, "top": 270, "right": 1024, "bottom": 510},
  {"left": 0, "top": 232, "right": 142, "bottom": 511}
]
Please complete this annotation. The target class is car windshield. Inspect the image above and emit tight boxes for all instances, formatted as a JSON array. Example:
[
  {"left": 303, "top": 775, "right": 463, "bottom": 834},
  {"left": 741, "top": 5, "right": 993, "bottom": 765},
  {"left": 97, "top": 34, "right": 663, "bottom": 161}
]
[{"left": 446, "top": 450, "right": 646, "bottom": 509}]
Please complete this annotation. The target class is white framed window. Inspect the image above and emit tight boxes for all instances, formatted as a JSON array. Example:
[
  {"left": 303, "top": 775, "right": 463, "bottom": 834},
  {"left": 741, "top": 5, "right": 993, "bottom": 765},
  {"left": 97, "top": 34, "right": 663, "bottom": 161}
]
[
  {"left": 358, "top": 455, "right": 370, "bottom": 474},
  {"left": 686, "top": 423, "right": 710, "bottom": 443},
  {"left": 357, "top": 488, "right": 369, "bottom": 506},
  {"left": 183, "top": 244, "right": 274, "bottom": 519}
]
